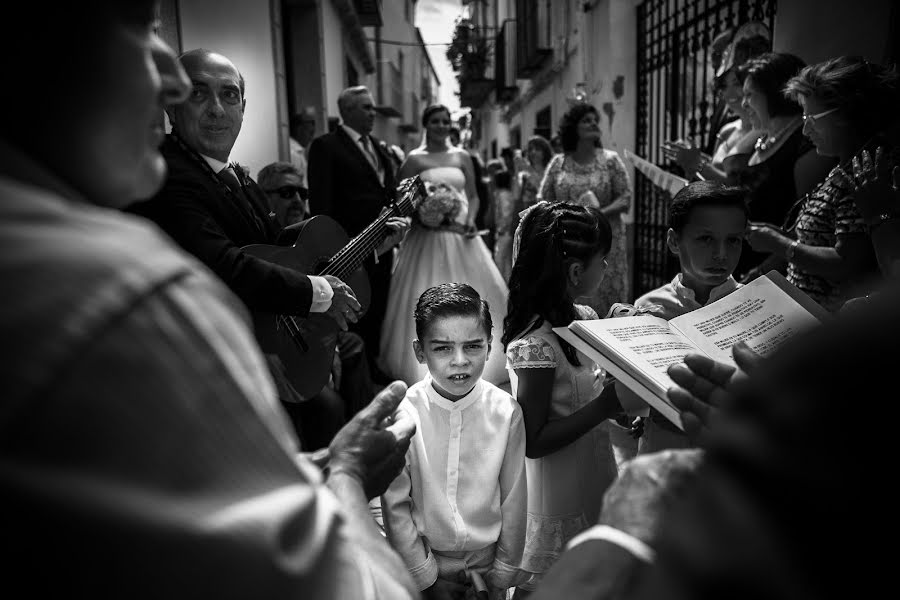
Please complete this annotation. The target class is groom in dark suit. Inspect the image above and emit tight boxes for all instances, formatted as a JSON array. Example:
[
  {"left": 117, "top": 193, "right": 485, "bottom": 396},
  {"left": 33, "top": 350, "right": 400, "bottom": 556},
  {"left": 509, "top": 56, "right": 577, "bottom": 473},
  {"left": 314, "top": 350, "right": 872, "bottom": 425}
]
[{"left": 308, "top": 86, "right": 406, "bottom": 382}]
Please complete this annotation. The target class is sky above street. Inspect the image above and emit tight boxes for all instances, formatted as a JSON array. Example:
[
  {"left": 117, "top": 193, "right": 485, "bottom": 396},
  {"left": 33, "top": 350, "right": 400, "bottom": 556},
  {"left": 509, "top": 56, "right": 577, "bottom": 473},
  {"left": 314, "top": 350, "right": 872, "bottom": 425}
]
[{"left": 415, "top": 0, "right": 464, "bottom": 113}]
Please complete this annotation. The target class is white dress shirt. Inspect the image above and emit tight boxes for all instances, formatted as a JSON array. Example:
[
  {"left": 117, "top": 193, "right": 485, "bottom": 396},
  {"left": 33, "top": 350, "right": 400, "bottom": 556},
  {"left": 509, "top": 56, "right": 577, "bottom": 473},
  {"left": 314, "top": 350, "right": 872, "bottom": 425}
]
[
  {"left": 201, "top": 154, "right": 333, "bottom": 312},
  {"left": 635, "top": 272, "right": 741, "bottom": 320},
  {"left": 289, "top": 137, "right": 308, "bottom": 187},
  {"left": 381, "top": 376, "right": 528, "bottom": 591}
]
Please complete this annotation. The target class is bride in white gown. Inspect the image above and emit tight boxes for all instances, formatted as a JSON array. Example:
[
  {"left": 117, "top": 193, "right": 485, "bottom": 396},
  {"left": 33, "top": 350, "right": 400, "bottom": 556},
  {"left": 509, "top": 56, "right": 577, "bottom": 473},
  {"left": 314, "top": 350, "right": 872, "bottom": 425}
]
[{"left": 379, "top": 104, "right": 510, "bottom": 386}]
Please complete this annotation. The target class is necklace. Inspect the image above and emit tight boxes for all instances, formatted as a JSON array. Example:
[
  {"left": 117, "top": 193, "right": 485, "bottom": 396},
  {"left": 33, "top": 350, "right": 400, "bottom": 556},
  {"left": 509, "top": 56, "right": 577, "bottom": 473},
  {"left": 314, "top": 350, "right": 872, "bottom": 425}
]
[{"left": 754, "top": 117, "right": 801, "bottom": 153}]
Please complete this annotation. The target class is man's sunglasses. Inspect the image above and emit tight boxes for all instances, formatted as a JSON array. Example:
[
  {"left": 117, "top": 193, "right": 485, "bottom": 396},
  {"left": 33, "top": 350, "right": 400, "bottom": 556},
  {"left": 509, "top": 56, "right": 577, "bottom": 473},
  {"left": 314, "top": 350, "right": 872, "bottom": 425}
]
[{"left": 269, "top": 185, "right": 308, "bottom": 200}]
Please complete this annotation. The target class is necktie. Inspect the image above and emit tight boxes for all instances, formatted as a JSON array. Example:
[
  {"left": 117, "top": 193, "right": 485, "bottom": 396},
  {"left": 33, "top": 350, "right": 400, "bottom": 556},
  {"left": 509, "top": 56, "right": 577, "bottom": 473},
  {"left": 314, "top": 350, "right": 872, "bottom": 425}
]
[
  {"left": 359, "top": 136, "right": 378, "bottom": 171},
  {"left": 218, "top": 164, "right": 244, "bottom": 194},
  {"left": 219, "top": 164, "right": 265, "bottom": 233}
]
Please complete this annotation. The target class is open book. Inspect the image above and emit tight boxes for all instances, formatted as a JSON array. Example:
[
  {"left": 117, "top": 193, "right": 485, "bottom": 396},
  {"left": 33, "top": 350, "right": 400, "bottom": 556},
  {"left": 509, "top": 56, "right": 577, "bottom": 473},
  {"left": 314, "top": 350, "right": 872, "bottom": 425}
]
[{"left": 554, "top": 272, "right": 829, "bottom": 430}]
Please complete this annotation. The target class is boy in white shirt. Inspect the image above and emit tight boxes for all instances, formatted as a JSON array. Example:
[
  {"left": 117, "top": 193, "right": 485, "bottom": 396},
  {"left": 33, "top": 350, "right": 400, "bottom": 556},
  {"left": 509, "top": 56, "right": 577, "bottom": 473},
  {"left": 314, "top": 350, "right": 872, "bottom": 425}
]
[
  {"left": 382, "top": 283, "right": 528, "bottom": 600},
  {"left": 634, "top": 180, "right": 750, "bottom": 453}
]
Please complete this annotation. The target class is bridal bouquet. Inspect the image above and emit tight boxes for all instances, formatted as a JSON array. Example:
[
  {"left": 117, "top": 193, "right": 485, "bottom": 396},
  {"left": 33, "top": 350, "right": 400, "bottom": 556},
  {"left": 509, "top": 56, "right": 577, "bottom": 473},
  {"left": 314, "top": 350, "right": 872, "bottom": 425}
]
[{"left": 415, "top": 181, "right": 463, "bottom": 229}]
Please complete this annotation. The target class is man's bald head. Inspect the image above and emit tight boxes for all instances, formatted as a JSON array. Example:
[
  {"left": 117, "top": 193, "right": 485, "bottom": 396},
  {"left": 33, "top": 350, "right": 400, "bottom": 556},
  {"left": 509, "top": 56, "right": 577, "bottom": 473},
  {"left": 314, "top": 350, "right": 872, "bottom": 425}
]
[
  {"left": 178, "top": 49, "right": 245, "bottom": 97},
  {"left": 168, "top": 49, "right": 246, "bottom": 162}
]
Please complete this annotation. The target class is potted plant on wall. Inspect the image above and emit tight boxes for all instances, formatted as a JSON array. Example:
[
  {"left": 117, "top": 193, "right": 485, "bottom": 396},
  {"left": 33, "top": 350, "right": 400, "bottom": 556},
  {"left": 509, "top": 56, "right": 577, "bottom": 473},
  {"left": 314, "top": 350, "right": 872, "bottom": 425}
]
[{"left": 446, "top": 17, "right": 490, "bottom": 82}]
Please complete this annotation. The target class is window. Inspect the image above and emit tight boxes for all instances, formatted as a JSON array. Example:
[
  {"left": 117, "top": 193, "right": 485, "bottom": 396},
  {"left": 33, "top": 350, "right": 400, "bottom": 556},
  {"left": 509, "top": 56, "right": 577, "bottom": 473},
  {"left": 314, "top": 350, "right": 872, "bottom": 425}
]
[{"left": 534, "top": 105, "right": 552, "bottom": 142}]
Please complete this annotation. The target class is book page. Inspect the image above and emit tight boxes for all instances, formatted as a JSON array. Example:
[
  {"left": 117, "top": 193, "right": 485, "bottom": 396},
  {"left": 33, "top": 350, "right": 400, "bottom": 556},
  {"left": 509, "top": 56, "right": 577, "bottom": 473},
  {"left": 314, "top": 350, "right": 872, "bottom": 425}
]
[
  {"left": 623, "top": 149, "right": 689, "bottom": 197},
  {"left": 568, "top": 315, "right": 709, "bottom": 397},
  {"left": 669, "top": 274, "right": 823, "bottom": 363},
  {"left": 555, "top": 326, "right": 682, "bottom": 429}
]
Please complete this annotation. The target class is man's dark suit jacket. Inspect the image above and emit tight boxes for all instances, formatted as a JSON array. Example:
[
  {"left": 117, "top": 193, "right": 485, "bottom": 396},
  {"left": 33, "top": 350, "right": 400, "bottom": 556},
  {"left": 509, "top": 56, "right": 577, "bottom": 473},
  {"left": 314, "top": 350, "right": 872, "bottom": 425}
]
[
  {"left": 307, "top": 126, "right": 397, "bottom": 356},
  {"left": 129, "top": 135, "right": 313, "bottom": 316}
]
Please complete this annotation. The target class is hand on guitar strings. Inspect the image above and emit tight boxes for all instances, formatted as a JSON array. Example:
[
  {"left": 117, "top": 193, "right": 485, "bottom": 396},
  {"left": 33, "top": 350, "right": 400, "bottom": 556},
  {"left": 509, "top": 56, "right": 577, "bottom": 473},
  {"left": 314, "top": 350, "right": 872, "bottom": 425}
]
[
  {"left": 376, "top": 214, "right": 412, "bottom": 256},
  {"left": 322, "top": 274, "right": 362, "bottom": 331}
]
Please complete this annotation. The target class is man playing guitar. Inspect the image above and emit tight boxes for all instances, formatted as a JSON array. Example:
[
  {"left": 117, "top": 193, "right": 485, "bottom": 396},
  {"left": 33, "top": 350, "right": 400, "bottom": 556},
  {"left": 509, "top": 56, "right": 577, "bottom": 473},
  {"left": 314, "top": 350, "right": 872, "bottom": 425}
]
[{"left": 129, "top": 49, "right": 410, "bottom": 448}]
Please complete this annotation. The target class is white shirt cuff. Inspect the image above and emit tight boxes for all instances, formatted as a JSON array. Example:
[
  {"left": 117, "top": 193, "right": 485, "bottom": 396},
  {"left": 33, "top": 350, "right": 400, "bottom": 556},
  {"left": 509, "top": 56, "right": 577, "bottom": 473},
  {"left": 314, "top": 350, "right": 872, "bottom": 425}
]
[
  {"left": 308, "top": 275, "right": 333, "bottom": 313},
  {"left": 566, "top": 525, "right": 656, "bottom": 564}
]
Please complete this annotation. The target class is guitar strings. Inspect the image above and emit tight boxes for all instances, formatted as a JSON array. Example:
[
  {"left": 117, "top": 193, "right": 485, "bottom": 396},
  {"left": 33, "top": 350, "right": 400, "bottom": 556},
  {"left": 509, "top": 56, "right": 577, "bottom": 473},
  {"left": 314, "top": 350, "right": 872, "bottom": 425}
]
[
  {"left": 324, "top": 180, "right": 422, "bottom": 278},
  {"left": 326, "top": 179, "right": 420, "bottom": 274},
  {"left": 274, "top": 178, "right": 422, "bottom": 347},
  {"left": 325, "top": 198, "right": 411, "bottom": 277}
]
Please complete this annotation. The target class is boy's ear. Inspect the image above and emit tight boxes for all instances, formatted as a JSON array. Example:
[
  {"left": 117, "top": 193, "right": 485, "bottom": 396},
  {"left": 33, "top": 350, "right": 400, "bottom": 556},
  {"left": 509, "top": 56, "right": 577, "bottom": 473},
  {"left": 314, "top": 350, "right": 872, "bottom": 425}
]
[
  {"left": 666, "top": 228, "right": 680, "bottom": 256},
  {"left": 413, "top": 339, "right": 426, "bottom": 365}
]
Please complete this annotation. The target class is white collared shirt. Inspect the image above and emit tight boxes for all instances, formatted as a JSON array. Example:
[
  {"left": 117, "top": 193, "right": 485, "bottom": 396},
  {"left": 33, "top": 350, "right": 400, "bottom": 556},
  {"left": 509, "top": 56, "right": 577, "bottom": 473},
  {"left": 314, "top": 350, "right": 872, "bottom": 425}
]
[
  {"left": 200, "top": 153, "right": 333, "bottom": 313},
  {"left": 381, "top": 375, "right": 528, "bottom": 591},
  {"left": 289, "top": 138, "right": 308, "bottom": 187},
  {"left": 201, "top": 153, "right": 229, "bottom": 174},
  {"left": 635, "top": 273, "right": 741, "bottom": 320}
]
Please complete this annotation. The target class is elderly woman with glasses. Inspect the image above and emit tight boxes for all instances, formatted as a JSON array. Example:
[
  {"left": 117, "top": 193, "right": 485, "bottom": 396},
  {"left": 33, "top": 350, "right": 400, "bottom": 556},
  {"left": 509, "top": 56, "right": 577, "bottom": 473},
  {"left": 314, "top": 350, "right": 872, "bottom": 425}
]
[
  {"left": 744, "top": 56, "right": 897, "bottom": 311},
  {"left": 734, "top": 53, "right": 837, "bottom": 282}
]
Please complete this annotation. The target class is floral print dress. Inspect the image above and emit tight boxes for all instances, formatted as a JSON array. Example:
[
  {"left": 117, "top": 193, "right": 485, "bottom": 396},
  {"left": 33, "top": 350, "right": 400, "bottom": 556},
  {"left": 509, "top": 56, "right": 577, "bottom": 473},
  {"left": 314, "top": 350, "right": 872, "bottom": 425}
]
[
  {"left": 505, "top": 305, "right": 618, "bottom": 590},
  {"left": 539, "top": 149, "right": 632, "bottom": 315}
]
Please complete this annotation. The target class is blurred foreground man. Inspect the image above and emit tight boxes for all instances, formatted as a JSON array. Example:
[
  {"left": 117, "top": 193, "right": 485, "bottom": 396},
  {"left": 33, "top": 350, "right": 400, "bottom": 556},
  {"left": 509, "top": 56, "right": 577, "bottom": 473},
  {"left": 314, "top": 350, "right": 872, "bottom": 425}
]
[{"left": 0, "top": 2, "right": 417, "bottom": 598}]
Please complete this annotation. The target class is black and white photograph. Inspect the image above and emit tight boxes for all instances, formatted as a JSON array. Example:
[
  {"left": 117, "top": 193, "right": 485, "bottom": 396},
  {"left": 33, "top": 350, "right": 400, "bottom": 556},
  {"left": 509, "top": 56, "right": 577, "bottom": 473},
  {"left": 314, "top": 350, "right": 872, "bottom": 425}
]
[{"left": 2, "top": 1, "right": 897, "bottom": 598}]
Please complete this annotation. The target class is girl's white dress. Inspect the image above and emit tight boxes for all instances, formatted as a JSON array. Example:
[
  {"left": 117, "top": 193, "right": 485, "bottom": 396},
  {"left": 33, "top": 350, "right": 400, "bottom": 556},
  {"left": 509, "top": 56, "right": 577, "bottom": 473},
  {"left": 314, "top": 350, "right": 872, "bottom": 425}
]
[
  {"left": 505, "top": 306, "right": 618, "bottom": 590},
  {"left": 379, "top": 166, "right": 510, "bottom": 386}
]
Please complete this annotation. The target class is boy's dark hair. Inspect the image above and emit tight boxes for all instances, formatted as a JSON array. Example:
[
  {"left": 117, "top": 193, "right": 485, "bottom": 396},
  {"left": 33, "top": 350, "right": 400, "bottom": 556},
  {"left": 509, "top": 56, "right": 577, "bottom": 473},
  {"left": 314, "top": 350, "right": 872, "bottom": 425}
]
[
  {"left": 668, "top": 181, "right": 750, "bottom": 233},
  {"left": 414, "top": 283, "right": 492, "bottom": 340},
  {"left": 742, "top": 52, "right": 806, "bottom": 118}
]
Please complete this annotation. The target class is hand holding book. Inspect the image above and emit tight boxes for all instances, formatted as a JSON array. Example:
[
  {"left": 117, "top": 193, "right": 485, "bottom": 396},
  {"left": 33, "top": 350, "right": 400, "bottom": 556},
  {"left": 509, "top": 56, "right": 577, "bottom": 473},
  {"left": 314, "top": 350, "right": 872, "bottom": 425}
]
[
  {"left": 554, "top": 272, "right": 828, "bottom": 430},
  {"left": 665, "top": 342, "right": 761, "bottom": 444}
]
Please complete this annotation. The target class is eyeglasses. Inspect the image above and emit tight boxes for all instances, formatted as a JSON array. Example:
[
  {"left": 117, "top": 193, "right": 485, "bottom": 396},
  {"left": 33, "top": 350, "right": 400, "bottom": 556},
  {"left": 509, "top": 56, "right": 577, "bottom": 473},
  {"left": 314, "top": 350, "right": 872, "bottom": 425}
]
[
  {"left": 268, "top": 185, "right": 307, "bottom": 199},
  {"left": 802, "top": 106, "right": 839, "bottom": 126}
]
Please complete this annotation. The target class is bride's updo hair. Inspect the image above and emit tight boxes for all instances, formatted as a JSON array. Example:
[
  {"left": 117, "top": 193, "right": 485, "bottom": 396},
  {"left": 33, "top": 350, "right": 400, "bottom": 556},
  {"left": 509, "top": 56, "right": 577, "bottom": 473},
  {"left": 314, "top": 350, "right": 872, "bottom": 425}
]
[{"left": 422, "top": 103, "right": 451, "bottom": 127}]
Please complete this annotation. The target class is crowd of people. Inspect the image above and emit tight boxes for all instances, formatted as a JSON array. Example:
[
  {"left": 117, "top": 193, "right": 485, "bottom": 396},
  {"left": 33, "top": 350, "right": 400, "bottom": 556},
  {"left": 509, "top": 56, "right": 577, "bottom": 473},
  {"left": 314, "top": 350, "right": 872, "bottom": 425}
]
[{"left": 3, "top": 1, "right": 900, "bottom": 599}]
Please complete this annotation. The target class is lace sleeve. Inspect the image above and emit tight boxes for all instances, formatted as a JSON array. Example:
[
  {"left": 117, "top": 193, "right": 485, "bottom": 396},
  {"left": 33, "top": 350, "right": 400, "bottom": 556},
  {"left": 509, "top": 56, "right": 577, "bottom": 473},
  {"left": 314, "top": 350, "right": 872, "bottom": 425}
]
[
  {"left": 608, "top": 152, "right": 632, "bottom": 210},
  {"left": 506, "top": 336, "right": 557, "bottom": 369}
]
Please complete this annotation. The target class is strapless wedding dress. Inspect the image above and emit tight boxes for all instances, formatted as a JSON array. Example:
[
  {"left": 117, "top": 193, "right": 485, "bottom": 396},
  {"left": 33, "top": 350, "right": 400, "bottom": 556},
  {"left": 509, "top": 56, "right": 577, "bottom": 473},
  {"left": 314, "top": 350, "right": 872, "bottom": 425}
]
[{"left": 378, "top": 166, "right": 510, "bottom": 386}]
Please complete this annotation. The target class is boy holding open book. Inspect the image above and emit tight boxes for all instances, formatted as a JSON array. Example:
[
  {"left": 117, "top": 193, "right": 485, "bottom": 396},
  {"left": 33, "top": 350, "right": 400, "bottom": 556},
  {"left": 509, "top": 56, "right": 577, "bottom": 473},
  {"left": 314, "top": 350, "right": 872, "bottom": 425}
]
[{"left": 633, "top": 181, "right": 750, "bottom": 452}]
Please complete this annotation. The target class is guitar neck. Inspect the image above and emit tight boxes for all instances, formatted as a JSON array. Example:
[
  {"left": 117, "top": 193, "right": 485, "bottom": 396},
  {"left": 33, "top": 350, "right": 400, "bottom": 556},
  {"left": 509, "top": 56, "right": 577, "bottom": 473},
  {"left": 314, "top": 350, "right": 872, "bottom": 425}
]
[
  {"left": 319, "top": 177, "right": 423, "bottom": 280},
  {"left": 321, "top": 204, "right": 401, "bottom": 279}
]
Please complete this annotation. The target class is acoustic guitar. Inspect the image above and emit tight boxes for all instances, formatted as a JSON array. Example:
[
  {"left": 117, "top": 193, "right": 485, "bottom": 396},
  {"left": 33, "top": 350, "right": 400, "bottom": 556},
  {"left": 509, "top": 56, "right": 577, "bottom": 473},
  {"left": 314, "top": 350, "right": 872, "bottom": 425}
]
[{"left": 243, "top": 175, "right": 426, "bottom": 399}]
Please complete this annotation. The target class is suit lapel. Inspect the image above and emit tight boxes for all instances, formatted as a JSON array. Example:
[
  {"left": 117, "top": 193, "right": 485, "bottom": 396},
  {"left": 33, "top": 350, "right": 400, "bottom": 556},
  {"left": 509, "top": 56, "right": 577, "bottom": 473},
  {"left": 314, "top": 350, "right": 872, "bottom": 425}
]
[
  {"left": 166, "top": 138, "right": 274, "bottom": 241},
  {"left": 336, "top": 128, "right": 386, "bottom": 189}
]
